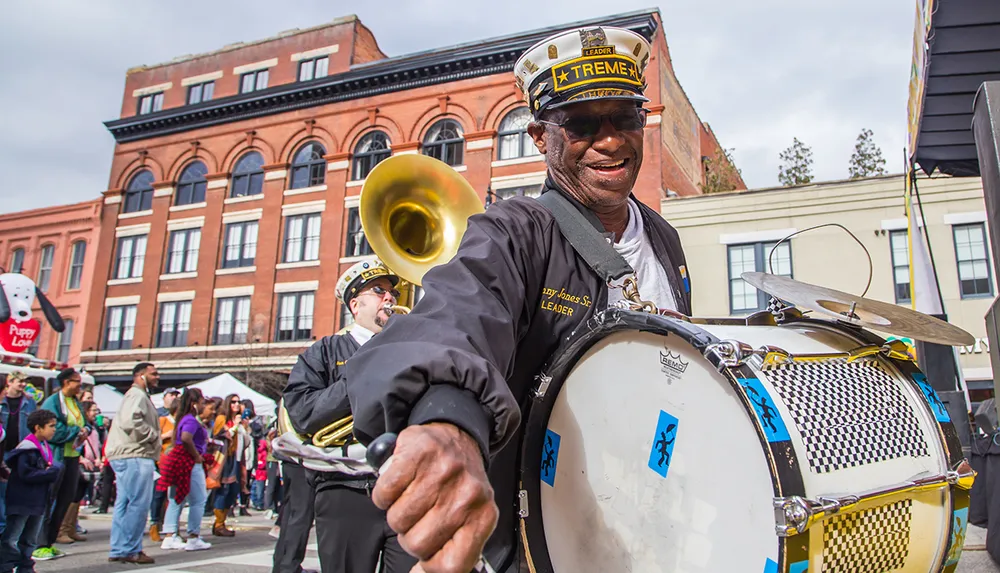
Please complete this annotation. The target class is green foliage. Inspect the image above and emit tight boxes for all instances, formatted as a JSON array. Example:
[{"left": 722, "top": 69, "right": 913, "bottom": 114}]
[
  {"left": 700, "top": 147, "right": 743, "bottom": 194},
  {"left": 778, "top": 138, "right": 814, "bottom": 187},
  {"left": 848, "top": 128, "right": 887, "bottom": 179}
]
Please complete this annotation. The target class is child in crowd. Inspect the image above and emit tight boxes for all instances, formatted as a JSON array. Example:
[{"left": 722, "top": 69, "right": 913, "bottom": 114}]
[{"left": 0, "top": 410, "right": 63, "bottom": 571}]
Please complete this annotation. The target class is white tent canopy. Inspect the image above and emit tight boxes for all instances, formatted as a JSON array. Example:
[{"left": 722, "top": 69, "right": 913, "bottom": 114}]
[
  {"left": 150, "top": 373, "right": 277, "bottom": 416},
  {"left": 92, "top": 384, "right": 124, "bottom": 419}
]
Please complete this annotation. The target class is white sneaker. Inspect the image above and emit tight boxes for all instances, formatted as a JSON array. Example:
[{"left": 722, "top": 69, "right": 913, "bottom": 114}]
[
  {"left": 185, "top": 537, "right": 212, "bottom": 551},
  {"left": 161, "top": 535, "right": 186, "bottom": 550}
]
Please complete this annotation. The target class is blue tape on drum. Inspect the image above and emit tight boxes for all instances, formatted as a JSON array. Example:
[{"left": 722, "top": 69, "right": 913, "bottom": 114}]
[
  {"left": 945, "top": 507, "right": 970, "bottom": 566},
  {"left": 913, "top": 373, "right": 951, "bottom": 423},
  {"left": 737, "top": 378, "right": 790, "bottom": 442},
  {"left": 647, "top": 409, "right": 679, "bottom": 478},
  {"left": 540, "top": 429, "right": 561, "bottom": 487}
]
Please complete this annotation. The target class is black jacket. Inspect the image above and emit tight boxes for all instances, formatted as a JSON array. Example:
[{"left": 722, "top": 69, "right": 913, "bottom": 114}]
[
  {"left": 6, "top": 439, "right": 62, "bottom": 516},
  {"left": 283, "top": 332, "right": 361, "bottom": 479},
  {"left": 344, "top": 180, "right": 691, "bottom": 567}
]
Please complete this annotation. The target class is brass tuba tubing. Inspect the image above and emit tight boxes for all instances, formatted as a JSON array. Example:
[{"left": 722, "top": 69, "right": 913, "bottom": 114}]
[{"left": 312, "top": 415, "right": 356, "bottom": 448}]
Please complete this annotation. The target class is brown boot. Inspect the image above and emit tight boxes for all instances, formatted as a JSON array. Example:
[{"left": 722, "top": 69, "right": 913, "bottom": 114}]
[
  {"left": 67, "top": 503, "right": 87, "bottom": 542},
  {"left": 212, "top": 509, "right": 235, "bottom": 537},
  {"left": 57, "top": 504, "right": 80, "bottom": 544},
  {"left": 149, "top": 523, "right": 162, "bottom": 543}
]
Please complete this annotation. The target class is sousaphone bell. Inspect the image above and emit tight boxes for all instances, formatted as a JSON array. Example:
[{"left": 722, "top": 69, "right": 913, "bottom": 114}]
[
  {"left": 286, "top": 154, "right": 485, "bottom": 454},
  {"left": 359, "top": 153, "right": 485, "bottom": 288}
]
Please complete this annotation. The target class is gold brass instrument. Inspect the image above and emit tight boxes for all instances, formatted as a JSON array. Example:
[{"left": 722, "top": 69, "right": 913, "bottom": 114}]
[
  {"left": 276, "top": 398, "right": 306, "bottom": 442},
  {"left": 278, "top": 398, "right": 356, "bottom": 448},
  {"left": 311, "top": 415, "right": 356, "bottom": 447},
  {"left": 359, "top": 154, "right": 485, "bottom": 287},
  {"left": 383, "top": 303, "right": 410, "bottom": 315},
  {"left": 291, "top": 155, "right": 483, "bottom": 453}
]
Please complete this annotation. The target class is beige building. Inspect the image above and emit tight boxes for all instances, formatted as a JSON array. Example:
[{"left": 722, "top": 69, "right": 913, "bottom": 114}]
[{"left": 661, "top": 174, "right": 995, "bottom": 404}]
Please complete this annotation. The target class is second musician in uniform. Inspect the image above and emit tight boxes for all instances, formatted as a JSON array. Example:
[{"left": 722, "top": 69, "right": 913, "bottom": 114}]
[{"left": 283, "top": 259, "right": 417, "bottom": 573}]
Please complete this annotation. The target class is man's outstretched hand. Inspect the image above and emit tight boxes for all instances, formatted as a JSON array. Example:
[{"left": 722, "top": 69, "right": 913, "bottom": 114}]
[{"left": 371, "top": 422, "right": 498, "bottom": 573}]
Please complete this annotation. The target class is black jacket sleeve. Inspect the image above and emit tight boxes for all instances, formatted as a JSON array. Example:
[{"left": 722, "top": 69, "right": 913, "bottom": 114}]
[
  {"left": 283, "top": 338, "right": 352, "bottom": 437},
  {"left": 345, "top": 199, "right": 551, "bottom": 462}
]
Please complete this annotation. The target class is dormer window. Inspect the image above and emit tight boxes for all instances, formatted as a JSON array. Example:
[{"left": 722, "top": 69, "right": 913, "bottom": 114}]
[
  {"left": 187, "top": 81, "right": 215, "bottom": 104},
  {"left": 137, "top": 93, "right": 164, "bottom": 115},
  {"left": 299, "top": 57, "right": 329, "bottom": 82},
  {"left": 241, "top": 69, "right": 269, "bottom": 94}
]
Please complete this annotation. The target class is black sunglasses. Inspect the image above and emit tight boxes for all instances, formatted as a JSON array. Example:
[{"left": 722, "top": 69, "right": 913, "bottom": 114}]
[
  {"left": 367, "top": 285, "right": 400, "bottom": 299},
  {"left": 539, "top": 108, "right": 648, "bottom": 139}
]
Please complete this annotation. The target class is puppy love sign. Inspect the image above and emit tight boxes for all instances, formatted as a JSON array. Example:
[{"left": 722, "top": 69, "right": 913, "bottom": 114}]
[{"left": 0, "top": 319, "right": 41, "bottom": 354}]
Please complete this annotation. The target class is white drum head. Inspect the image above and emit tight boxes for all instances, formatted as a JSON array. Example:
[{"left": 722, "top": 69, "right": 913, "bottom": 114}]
[{"left": 539, "top": 330, "right": 777, "bottom": 572}]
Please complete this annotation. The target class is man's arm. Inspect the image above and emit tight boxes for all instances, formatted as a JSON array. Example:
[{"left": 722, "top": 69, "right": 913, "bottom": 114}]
[
  {"left": 345, "top": 200, "right": 549, "bottom": 461},
  {"left": 283, "top": 340, "right": 352, "bottom": 436}
]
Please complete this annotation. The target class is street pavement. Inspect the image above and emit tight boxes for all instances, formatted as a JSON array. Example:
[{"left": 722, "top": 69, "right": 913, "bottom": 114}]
[
  {"left": 35, "top": 508, "right": 320, "bottom": 573},
  {"left": 959, "top": 525, "right": 1000, "bottom": 573},
  {"left": 31, "top": 507, "right": 1000, "bottom": 573}
]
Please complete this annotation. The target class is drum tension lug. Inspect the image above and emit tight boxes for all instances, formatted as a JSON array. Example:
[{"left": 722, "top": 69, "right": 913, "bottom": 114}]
[
  {"left": 774, "top": 495, "right": 859, "bottom": 537},
  {"left": 518, "top": 490, "right": 529, "bottom": 518},
  {"left": 533, "top": 374, "right": 553, "bottom": 399},
  {"left": 948, "top": 459, "right": 977, "bottom": 491},
  {"left": 704, "top": 340, "right": 753, "bottom": 370}
]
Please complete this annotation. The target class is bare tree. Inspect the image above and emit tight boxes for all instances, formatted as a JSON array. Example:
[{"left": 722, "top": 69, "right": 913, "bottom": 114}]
[{"left": 232, "top": 320, "right": 286, "bottom": 401}]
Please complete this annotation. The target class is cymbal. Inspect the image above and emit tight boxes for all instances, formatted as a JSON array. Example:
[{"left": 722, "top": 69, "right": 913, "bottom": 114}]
[{"left": 741, "top": 272, "right": 975, "bottom": 347}]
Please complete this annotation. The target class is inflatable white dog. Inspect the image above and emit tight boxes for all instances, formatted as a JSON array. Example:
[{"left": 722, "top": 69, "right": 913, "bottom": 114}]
[{"left": 0, "top": 272, "right": 64, "bottom": 354}]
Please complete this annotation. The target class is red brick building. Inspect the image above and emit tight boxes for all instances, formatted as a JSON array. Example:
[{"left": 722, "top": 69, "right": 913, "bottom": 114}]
[
  {"left": 80, "top": 9, "right": 742, "bottom": 383},
  {"left": 0, "top": 200, "right": 103, "bottom": 366}
]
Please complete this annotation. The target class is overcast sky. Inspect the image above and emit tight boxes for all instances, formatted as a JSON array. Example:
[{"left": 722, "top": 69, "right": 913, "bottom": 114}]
[{"left": 0, "top": 0, "right": 916, "bottom": 214}]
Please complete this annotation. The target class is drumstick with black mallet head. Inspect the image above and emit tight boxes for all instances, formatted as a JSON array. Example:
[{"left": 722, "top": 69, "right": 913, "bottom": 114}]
[{"left": 367, "top": 434, "right": 497, "bottom": 573}]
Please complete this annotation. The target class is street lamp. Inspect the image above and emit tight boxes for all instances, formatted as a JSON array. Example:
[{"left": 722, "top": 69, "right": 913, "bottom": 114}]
[{"left": 485, "top": 185, "right": 500, "bottom": 207}]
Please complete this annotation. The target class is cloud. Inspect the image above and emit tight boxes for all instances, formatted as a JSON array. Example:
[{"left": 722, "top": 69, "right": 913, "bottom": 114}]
[{"left": 0, "top": 0, "right": 917, "bottom": 213}]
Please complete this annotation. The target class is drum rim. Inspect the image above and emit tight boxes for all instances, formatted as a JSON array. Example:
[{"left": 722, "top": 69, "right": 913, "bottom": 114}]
[{"left": 517, "top": 309, "right": 718, "bottom": 573}]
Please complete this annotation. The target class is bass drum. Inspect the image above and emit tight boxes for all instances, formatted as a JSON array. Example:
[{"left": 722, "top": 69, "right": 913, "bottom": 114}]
[{"left": 518, "top": 310, "right": 972, "bottom": 573}]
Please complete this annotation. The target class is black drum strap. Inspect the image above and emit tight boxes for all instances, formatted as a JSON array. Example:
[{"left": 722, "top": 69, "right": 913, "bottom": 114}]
[{"left": 537, "top": 189, "right": 634, "bottom": 282}]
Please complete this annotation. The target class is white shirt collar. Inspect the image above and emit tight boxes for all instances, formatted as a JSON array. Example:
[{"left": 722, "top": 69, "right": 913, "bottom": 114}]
[{"left": 349, "top": 324, "right": 375, "bottom": 346}]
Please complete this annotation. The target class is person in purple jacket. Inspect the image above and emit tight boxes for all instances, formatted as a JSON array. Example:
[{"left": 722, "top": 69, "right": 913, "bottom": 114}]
[{"left": 0, "top": 409, "right": 63, "bottom": 571}]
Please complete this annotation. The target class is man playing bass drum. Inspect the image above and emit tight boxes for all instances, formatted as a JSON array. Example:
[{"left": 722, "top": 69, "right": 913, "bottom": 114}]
[
  {"left": 344, "top": 26, "right": 693, "bottom": 573},
  {"left": 283, "top": 259, "right": 417, "bottom": 573}
]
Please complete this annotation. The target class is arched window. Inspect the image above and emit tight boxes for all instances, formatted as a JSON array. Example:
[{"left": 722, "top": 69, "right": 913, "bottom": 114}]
[
  {"left": 352, "top": 132, "right": 391, "bottom": 180},
  {"left": 9, "top": 248, "right": 24, "bottom": 274},
  {"left": 498, "top": 107, "right": 539, "bottom": 160},
  {"left": 290, "top": 142, "right": 327, "bottom": 189},
  {"left": 123, "top": 170, "right": 154, "bottom": 213},
  {"left": 422, "top": 119, "right": 464, "bottom": 167},
  {"left": 175, "top": 161, "right": 207, "bottom": 205},
  {"left": 231, "top": 151, "right": 264, "bottom": 198},
  {"left": 37, "top": 244, "right": 54, "bottom": 293}
]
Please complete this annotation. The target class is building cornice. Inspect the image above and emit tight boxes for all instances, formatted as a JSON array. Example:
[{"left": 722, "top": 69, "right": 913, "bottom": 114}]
[{"left": 104, "top": 11, "right": 658, "bottom": 144}]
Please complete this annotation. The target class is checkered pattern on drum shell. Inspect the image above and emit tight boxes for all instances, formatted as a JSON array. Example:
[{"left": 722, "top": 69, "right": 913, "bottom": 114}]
[
  {"left": 821, "top": 499, "right": 912, "bottom": 573},
  {"left": 760, "top": 359, "right": 928, "bottom": 474}
]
